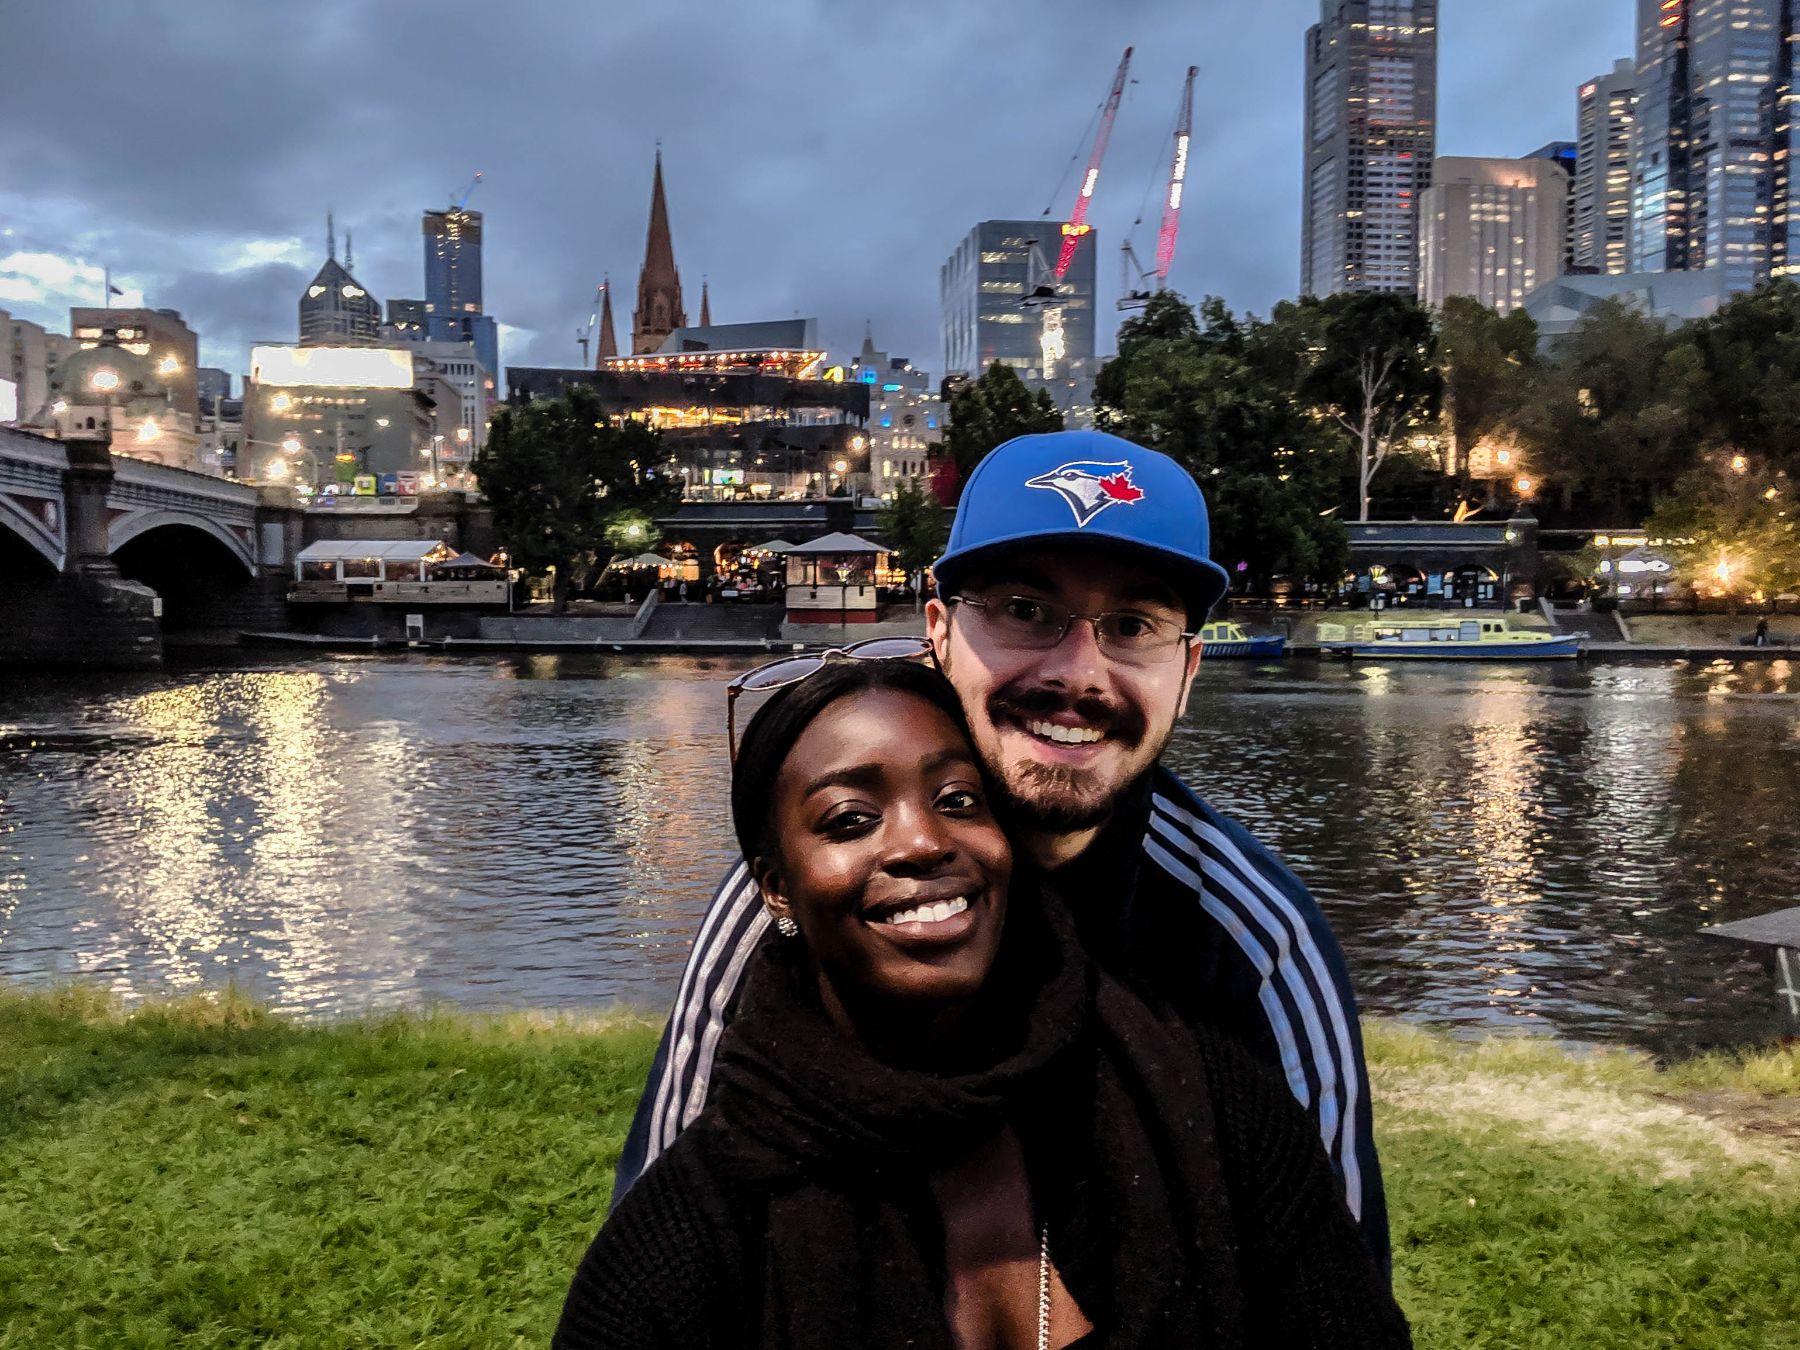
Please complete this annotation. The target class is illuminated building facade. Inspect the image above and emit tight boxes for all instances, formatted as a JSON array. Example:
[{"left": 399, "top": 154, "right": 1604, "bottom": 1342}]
[
  {"left": 849, "top": 329, "right": 944, "bottom": 500},
  {"left": 1629, "top": 0, "right": 1790, "bottom": 289},
  {"left": 1301, "top": 0, "right": 1440, "bottom": 296},
  {"left": 244, "top": 344, "right": 435, "bottom": 485},
  {"left": 421, "top": 206, "right": 499, "bottom": 384},
  {"left": 68, "top": 307, "right": 199, "bottom": 425},
  {"left": 299, "top": 256, "right": 381, "bottom": 345},
  {"left": 509, "top": 328, "right": 870, "bottom": 500},
  {"left": 1420, "top": 157, "right": 1570, "bottom": 313},
  {"left": 939, "top": 219, "right": 1096, "bottom": 404},
  {"left": 424, "top": 207, "right": 481, "bottom": 317},
  {"left": 385, "top": 298, "right": 427, "bottom": 341},
  {"left": 1575, "top": 58, "right": 1639, "bottom": 274}
]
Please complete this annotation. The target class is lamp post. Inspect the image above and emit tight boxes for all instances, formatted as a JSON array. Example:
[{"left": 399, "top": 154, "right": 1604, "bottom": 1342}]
[
  {"left": 243, "top": 435, "right": 317, "bottom": 487},
  {"left": 834, "top": 560, "right": 853, "bottom": 628}
]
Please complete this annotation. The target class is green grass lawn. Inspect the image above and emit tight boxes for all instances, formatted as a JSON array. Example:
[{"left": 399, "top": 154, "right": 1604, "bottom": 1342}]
[{"left": 3, "top": 987, "right": 1796, "bottom": 1348}]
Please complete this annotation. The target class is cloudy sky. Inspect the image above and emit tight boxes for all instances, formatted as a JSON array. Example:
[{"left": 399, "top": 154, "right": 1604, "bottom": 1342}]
[{"left": 0, "top": 0, "right": 1635, "bottom": 382}]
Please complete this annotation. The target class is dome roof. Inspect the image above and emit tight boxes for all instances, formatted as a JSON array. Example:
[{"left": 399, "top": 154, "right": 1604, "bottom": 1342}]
[{"left": 50, "top": 343, "right": 166, "bottom": 402}]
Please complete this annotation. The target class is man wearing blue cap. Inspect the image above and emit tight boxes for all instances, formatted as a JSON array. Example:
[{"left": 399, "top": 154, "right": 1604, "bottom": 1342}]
[{"left": 612, "top": 430, "right": 1390, "bottom": 1275}]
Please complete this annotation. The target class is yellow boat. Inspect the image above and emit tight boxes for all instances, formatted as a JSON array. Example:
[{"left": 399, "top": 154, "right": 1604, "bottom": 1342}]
[{"left": 1316, "top": 616, "right": 1583, "bottom": 660}]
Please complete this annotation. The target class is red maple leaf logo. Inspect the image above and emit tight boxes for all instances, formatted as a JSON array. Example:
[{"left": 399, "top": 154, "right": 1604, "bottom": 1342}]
[{"left": 1098, "top": 472, "right": 1144, "bottom": 503}]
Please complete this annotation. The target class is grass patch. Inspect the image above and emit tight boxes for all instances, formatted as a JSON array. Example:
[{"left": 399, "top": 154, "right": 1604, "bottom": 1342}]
[{"left": 1, "top": 988, "right": 1795, "bottom": 1347}]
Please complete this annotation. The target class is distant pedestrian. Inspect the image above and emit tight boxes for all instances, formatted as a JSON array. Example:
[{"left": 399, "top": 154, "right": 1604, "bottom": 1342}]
[
  {"left": 1755, "top": 617, "right": 1770, "bottom": 647},
  {"left": 680, "top": 580, "right": 689, "bottom": 603}
]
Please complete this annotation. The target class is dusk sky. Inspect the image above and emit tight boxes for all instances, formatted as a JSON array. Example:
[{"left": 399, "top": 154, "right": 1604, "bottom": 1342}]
[{"left": 1, "top": 1, "right": 1636, "bottom": 382}]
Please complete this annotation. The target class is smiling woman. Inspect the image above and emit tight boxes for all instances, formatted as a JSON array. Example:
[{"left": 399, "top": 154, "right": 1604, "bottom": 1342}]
[{"left": 553, "top": 658, "right": 1409, "bottom": 1350}]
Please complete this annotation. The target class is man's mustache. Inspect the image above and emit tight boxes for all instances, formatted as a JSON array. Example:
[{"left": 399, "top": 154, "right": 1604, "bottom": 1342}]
[{"left": 987, "top": 686, "right": 1146, "bottom": 746}]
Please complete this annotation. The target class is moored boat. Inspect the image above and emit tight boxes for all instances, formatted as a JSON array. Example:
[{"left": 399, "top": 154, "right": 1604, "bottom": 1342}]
[
  {"left": 1316, "top": 615, "right": 1582, "bottom": 660},
  {"left": 1197, "top": 621, "right": 1287, "bottom": 658}
]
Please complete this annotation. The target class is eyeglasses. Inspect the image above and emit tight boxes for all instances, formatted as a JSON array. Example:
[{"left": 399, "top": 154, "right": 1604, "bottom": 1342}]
[
  {"left": 948, "top": 594, "right": 1196, "bottom": 665},
  {"left": 725, "top": 636, "right": 934, "bottom": 763}
]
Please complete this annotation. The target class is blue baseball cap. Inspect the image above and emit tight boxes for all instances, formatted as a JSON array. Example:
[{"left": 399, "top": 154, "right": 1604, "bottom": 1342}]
[{"left": 933, "top": 429, "right": 1231, "bottom": 620}]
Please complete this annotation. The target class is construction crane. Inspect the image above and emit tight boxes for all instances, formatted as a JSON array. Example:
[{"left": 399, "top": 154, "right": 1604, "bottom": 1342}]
[
  {"left": 576, "top": 280, "right": 608, "bottom": 366},
  {"left": 451, "top": 171, "right": 484, "bottom": 211},
  {"left": 1120, "top": 66, "right": 1198, "bottom": 311},
  {"left": 1023, "top": 47, "right": 1132, "bottom": 379},
  {"left": 1047, "top": 47, "right": 1133, "bottom": 282}
]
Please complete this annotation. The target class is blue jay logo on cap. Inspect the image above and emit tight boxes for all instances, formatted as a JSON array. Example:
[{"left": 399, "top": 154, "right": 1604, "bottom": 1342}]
[{"left": 1024, "top": 460, "right": 1147, "bottom": 528}]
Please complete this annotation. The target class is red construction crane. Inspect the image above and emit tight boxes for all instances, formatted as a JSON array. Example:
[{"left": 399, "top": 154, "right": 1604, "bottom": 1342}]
[
  {"left": 1154, "top": 66, "right": 1198, "bottom": 285},
  {"left": 1119, "top": 65, "right": 1198, "bottom": 312},
  {"left": 1052, "top": 46, "right": 1133, "bottom": 280}
]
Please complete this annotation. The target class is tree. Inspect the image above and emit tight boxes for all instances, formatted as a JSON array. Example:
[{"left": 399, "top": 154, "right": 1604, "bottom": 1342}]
[
  {"left": 1434, "top": 296, "right": 1539, "bottom": 492},
  {"left": 473, "top": 383, "right": 679, "bottom": 610},
  {"left": 1511, "top": 299, "right": 1699, "bottom": 522},
  {"left": 1094, "top": 291, "right": 1350, "bottom": 592},
  {"left": 1287, "top": 292, "right": 1442, "bottom": 520},
  {"left": 1680, "top": 280, "right": 1800, "bottom": 482},
  {"left": 1644, "top": 451, "right": 1799, "bottom": 607},
  {"left": 874, "top": 477, "right": 949, "bottom": 596},
  {"left": 942, "top": 362, "right": 1063, "bottom": 488}
]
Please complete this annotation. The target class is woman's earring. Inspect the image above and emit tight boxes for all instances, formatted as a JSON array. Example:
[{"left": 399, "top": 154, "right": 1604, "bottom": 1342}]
[{"left": 774, "top": 914, "right": 799, "bottom": 939}]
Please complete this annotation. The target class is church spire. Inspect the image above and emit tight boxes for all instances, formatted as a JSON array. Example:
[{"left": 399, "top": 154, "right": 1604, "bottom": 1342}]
[
  {"left": 699, "top": 276, "right": 711, "bottom": 328},
  {"left": 597, "top": 277, "right": 618, "bottom": 366},
  {"left": 327, "top": 210, "right": 337, "bottom": 262},
  {"left": 632, "top": 149, "right": 686, "bottom": 353}
]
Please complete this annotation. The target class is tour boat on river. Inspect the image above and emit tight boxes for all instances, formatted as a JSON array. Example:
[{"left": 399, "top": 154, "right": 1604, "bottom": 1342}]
[
  {"left": 1196, "top": 621, "right": 1287, "bottom": 658},
  {"left": 1315, "top": 615, "right": 1583, "bottom": 661}
]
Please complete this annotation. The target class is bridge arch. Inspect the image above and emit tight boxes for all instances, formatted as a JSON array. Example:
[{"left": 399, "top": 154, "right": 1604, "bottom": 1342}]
[
  {"left": 0, "top": 496, "right": 64, "bottom": 572},
  {"left": 109, "top": 509, "right": 255, "bottom": 576}
]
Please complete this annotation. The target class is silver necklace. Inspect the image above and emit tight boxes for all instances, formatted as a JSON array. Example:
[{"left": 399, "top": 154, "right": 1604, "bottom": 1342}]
[{"left": 1036, "top": 1221, "right": 1051, "bottom": 1350}]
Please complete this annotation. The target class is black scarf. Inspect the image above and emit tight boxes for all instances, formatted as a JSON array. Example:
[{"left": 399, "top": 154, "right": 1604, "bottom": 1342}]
[{"left": 692, "top": 889, "right": 1249, "bottom": 1348}]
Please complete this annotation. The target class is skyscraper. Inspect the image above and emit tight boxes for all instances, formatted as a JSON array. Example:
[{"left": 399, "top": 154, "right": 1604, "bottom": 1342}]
[
  {"left": 299, "top": 217, "right": 380, "bottom": 345},
  {"left": 1301, "top": 0, "right": 1440, "bottom": 297},
  {"left": 633, "top": 151, "right": 686, "bottom": 354},
  {"left": 939, "top": 221, "right": 1096, "bottom": 381},
  {"left": 421, "top": 203, "right": 498, "bottom": 386},
  {"left": 1419, "top": 157, "right": 1570, "bottom": 313},
  {"left": 1574, "top": 58, "right": 1638, "bottom": 274},
  {"left": 1628, "top": 0, "right": 1786, "bottom": 290}
]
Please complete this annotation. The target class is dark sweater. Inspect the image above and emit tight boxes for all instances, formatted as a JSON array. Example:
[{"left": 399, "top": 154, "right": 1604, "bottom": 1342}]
[{"left": 555, "top": 922, "right": 1408, "bottom": 1349}]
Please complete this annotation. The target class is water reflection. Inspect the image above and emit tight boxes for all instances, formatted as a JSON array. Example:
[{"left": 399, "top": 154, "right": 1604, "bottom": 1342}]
[{"left": 2, "top": 654, "right": 1795, "bottom": 1053}]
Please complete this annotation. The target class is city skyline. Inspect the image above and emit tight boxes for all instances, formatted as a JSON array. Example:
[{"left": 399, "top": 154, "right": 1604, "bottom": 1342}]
[{"left": 1, "top": 0, "right": 1633, "bottom": 377}]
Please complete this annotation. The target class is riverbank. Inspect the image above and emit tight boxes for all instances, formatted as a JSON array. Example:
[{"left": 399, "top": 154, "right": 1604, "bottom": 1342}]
[
  {"left": 226, "top": 605, "right": 1800, "bottom": 661},
  {"left": 3, "top": 988, "right": 1795, "bottom": 1348}
]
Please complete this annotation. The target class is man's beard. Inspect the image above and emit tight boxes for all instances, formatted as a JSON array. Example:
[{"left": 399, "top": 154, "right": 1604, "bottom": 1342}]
[{"left": 982, "top": 684, "right": 1162, "bottom": 835}]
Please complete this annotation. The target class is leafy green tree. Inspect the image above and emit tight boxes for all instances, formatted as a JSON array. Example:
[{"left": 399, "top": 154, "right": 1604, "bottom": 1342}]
[
  {"left": 1435, "top": 296, "right": 1539, "bottom": 493},
  {"left": 473, "top": 383, "right": 679, "bottom": 610},
  {"left": 874, "top": 477, "right": 949, "bottom": 585},
  {"left": 1644, "top": 451, "right": 1799, "bottom": 606},
  {"left": 1286, "top": 292, "right": 1442, "bottom": 520},
  {"left": 1094, "top": 291, "right": 1349, "bottom": 591},
  {"left": 1680, "top": 281, "right": 1800, "bottom": 481},
  {"left": 1512, "top": 299, "right": 1699, "bottom": 521},
  {"left": 942, "top": 362, "right": 1063, "bottom": 488}
]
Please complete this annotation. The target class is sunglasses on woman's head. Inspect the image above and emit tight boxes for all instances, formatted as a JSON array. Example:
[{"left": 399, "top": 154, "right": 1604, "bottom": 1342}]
[{"left": 725, "top": 637, "right": 935, "bottom": 764}]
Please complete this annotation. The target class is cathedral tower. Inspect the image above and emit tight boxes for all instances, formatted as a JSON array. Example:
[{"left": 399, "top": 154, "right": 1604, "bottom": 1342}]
[{"left": 632, "top": 151, "right": 686, "bottom": 353}]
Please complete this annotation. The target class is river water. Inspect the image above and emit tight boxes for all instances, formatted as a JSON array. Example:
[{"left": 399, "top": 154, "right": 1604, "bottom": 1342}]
[{"left": 2, "top": 653, "right": 1796, "bottom": 1054}]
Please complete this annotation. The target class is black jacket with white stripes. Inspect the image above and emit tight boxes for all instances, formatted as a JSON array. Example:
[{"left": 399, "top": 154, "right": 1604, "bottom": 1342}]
[{"left": 609, "top": 764, "right": 1391, "bottom": 1278}]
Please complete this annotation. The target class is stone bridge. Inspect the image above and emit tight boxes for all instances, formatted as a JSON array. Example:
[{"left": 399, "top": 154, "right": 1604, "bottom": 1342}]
[{"left": 1, "top": 427, "right": 299, "bottom": 667}]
